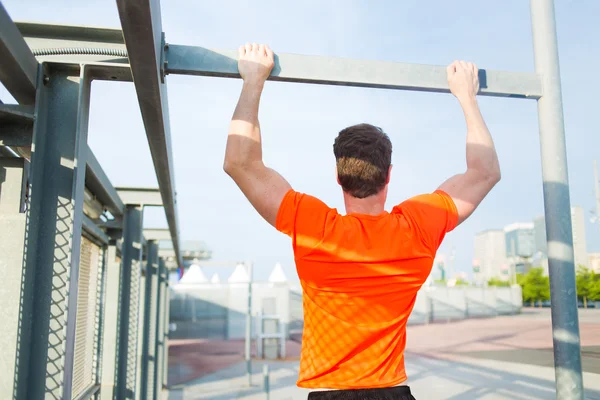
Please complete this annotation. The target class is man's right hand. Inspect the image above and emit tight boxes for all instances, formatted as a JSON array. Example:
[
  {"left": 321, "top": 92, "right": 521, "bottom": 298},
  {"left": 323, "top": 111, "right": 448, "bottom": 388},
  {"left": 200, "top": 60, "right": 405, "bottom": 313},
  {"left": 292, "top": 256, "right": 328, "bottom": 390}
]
[
  {"left": 447, "top": 61, "right": 480, "bottom": 103},
  {"left": 238, "top": 43, "right": 274, "bottom": 86}
]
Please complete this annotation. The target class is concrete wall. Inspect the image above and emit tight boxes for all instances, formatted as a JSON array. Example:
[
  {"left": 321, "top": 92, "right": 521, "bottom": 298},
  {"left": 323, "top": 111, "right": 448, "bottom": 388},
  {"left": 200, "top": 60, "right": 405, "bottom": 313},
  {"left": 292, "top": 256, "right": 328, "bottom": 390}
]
[{"left": 170, "top": 283, "right": 523, "bottom": 340}]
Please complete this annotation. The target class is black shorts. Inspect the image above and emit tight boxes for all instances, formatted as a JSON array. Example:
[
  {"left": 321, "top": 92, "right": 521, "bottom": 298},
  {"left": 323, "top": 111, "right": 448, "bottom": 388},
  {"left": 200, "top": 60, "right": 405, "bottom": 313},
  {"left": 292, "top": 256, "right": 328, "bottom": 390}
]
[{"left": 308, "top": 386, "right": 415, "bottom": 400}]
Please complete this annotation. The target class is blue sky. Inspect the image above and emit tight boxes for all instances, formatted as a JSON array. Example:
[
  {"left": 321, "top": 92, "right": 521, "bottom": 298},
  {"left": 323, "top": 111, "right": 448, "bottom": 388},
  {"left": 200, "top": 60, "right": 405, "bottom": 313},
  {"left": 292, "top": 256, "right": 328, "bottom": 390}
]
[{"left": 2, "top": 0, "right": 599, "bottom": 282}]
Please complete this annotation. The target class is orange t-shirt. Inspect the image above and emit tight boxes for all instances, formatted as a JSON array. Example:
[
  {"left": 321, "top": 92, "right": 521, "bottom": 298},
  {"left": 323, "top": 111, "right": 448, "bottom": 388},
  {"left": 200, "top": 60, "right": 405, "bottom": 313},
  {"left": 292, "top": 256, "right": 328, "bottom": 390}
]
[{"left": 276, "top": 189, "right": 458, "bottom": 389}]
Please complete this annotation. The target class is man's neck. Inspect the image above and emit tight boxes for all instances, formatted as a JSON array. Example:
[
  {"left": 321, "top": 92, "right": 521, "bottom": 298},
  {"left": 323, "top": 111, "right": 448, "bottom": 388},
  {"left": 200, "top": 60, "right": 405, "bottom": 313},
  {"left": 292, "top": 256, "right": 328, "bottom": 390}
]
[{"left": 343, "top": 191, "right": 387, "bottom": 216}]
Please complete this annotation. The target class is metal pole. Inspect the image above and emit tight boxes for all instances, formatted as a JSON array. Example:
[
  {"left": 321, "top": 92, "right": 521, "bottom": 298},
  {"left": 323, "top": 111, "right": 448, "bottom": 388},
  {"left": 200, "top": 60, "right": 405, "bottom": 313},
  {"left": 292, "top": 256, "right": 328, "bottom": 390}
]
[
  {"left": 245, "top": 262, "right": 253, "bottom": 386},
  {"left": 263, "top": 364, "right": 270, "bottom": 400},
  {"left": 140, "top": 240, "right": 158, "bottom": 400},
  {"left": 99, "top": 243, "right": 122, "bottom": 400},
  {"left": 116, "top": 205, "right": 144, "bottom": 400},
  {"left": 530, "top": 1, "right": 584, "bottom": 398}
]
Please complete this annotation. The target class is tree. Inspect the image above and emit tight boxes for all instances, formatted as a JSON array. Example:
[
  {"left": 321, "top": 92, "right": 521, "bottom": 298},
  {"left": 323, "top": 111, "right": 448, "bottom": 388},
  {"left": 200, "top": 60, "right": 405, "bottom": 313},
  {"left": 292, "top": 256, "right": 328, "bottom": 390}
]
[
  {"left": 576, "top": 266, "right": 593, "bottom": 307},
  {"left": 488, "top": 278, "right": 510, "bottom": 287},
  {"left": 576, "top": 266, "right": 600, "bottom": 305},
  {"left": 518, "top": 268, "right": 550, "bottom": 306}
]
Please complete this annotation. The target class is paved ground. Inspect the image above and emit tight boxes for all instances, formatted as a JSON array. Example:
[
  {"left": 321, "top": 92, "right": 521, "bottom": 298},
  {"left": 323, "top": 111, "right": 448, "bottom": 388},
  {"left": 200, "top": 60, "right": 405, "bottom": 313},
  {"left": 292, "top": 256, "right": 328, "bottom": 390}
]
[{"left": 167, "top": 309, "right": 600, "bottom": 399}]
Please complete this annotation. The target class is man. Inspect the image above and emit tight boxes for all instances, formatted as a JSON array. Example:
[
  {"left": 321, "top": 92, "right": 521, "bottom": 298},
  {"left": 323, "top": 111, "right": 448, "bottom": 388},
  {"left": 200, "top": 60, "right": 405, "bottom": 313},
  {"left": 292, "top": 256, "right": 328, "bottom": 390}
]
[{"left": 224, "top": 43, "right": 500, "bottom": 399}]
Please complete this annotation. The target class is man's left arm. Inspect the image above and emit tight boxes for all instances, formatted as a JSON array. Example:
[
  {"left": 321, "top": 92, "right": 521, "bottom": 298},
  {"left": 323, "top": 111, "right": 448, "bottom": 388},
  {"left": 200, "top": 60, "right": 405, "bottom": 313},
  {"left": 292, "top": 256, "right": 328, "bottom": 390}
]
[{"left": 223, "top": 43, "right": 292, "bottom": 227}]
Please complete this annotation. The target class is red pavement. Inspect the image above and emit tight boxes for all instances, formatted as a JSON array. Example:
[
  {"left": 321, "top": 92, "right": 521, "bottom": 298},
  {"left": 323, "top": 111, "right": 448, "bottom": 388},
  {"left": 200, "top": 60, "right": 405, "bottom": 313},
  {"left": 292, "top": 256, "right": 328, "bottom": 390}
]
[
  {"left": 405, "top": 312, "right": 600, "bottom": 356},
  {"left": 168, "top": 339, "right": 302, "bottom": 386},
  {"left": 167, "top": 310, "right": 600, "bottom": 386}
]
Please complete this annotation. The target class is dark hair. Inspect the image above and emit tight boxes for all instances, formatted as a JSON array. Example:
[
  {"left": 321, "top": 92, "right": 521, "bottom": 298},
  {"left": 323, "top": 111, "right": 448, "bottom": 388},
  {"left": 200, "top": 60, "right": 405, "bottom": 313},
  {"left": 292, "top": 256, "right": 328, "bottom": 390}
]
[{"left": 333, "top": 123, "right": 392, "bottom": 198}]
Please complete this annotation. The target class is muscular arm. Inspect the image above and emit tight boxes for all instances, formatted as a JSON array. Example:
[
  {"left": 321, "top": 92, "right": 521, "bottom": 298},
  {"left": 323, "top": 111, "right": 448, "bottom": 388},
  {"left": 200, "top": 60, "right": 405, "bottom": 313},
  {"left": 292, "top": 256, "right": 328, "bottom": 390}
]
[
  {"left": 223, "top": 43, "right": 291, "bottom": 227},
  {"left": 438, "top": 61, "right": 501, "bottom": 225}
]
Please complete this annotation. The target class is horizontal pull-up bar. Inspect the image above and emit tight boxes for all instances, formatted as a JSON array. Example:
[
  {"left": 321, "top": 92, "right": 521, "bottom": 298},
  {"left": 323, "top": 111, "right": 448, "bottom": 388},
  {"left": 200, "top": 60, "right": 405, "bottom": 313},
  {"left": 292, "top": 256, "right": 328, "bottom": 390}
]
[{"left": 165, "top": 44, "right": 542, "bottom": 100}]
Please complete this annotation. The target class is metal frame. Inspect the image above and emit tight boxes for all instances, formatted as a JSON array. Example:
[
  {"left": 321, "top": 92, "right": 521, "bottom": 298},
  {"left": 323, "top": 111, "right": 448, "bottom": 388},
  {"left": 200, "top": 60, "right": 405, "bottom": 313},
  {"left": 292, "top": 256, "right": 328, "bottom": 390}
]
[
  {"left": 115, "top": 0, "right": 182, "bottom": 271},
  {"left": 530, "top": 1, "right": 582, "bottom": 398},
  {"left": 140, "top": 240, "right": 159, "bottom": 400},
  {"left": 116, "top": 187, "right": 163, "bottom": 207},
  {"left": 15, "top": 62, "right": 93, "bottom": 400},
  {"left": 165, "top": 45, "right": 542, "bottom": 99},
  {"left": 0, "top": 0, "right": 585, "bottom": 398},
  {"left": 116, "top": 205, "right": 144, "bottom": 399},
  {"left": 0, "top": 2, "right": 37, "bottom": 104}
]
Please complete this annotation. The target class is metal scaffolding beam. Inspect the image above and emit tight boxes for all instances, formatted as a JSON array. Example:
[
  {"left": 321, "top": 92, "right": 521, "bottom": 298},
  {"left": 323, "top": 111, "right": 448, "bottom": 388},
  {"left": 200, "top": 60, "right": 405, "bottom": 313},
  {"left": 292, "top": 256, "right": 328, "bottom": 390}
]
[
  {"left": 165, "top": 45, "right": 543, "bottom": 99},
  {"left": 117, "top": 187, "right": 163, "bottom": 207},
  {"left": 0, "top": 3, "right": 38, "bottom": 104},
  {"left": 116, "top": 0, "right": 182, "bottom": 270},
  {"left": 86, "top": 148, "right": 125, "bottom": 218}
]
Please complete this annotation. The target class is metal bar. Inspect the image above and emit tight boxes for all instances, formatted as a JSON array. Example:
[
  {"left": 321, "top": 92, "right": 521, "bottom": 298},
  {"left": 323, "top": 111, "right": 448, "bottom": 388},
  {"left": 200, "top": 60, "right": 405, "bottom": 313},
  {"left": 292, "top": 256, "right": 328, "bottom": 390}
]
[
  {"left": 530, "top": 1, "right": 584, "bottom": 399},
  {"left": 17, "top": 22, "right": 124, "bottom": 44},
  {"left": 140, "top": 240, "right": 158, "bottom": 400},
  {"left": 0, "top": 104, "right": 34, "bottom": 122},
  {"left": 72, "top": 384, "right": 101, "bottom": 400},
  {"left": 116, "top": 187, "right": 163, "bottom": 207},
  {"left": 0, "top": 158, "right": 28, "bottom": 400},
  {"left": 115, "top": 0, "right": 183, "bottom": 271},
  {"left": 16, "top": 63, "right": 91, "bottom": 400},
  {"left": 116, "top": 205, "right": 144, "bottom": 399},
  {"left": 144, "top": 228, "right": 171, "bottom": 241},
  {"left": 0, "top": 3, "right": 38, "bottom": 104},
  {"left": 153, "top": 258, "right": 165, "bottom": 400},
  {"left": 0, "top": 122, "right": 33, "bottom": 148},
  {"left": 135, "top": 264, "right": 147, "bottom": 398},
  {"left": 62, "top": 65, "right": 93, "bottom": 400},
  {"left": 86, "top": 148, "right": 125, "bottom": 217},
  {"left": 165, "top": 44, "right": 543, "bottom": 99},
  {"left": 82, "top": 214, "right": 110, "bottom": 246},
  {"left": 162, "top": 275, "right": 170, "bottom": 389},
  {"left": 99, "top": 243, "right": 121, "bottom": 400}
]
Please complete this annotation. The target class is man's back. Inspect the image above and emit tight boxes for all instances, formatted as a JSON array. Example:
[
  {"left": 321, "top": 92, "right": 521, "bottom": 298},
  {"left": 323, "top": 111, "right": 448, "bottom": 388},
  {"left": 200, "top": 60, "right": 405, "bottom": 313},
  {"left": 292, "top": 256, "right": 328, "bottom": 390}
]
[
  {"left": 276, "top": 189, "right": 458, "bottom": 388},
  {"left": 225, "top": 47, "right": 500, "bottom": 397}
]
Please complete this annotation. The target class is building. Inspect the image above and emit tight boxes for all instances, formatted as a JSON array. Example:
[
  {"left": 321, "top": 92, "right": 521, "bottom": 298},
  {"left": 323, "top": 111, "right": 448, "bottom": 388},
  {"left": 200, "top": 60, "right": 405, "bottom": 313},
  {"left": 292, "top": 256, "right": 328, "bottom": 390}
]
[
  {"left": 426, "top": 254, "right": 446, "bottom": 285},
  {"left": 473, "top": 230, "right": 508, "bottom": 283},
  {"left": 571, "top": 206, "right": 589, "bottom": 269},
  {"left": 533, "top": 216, "right": 547, "bottom": 256},
  {"left": 588, "top": 253, "right": 600, "bottom": 273},
  {"left": 504, "top": 223, "right": 535, "bottom": 258},
  {"left": 532, "top": 206, "right": 589, "bottom": 273}
]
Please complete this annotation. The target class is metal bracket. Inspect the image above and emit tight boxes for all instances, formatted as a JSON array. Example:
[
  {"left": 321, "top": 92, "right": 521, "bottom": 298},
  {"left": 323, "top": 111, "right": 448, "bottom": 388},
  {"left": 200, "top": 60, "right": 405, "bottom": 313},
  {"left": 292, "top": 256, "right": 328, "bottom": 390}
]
[{"left": 160, "top": 32, "right": 167, "bottom": 83}]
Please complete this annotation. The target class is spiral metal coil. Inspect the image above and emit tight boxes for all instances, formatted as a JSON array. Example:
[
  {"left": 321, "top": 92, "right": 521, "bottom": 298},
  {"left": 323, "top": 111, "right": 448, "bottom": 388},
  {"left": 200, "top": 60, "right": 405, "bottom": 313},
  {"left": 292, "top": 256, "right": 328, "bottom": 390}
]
[{"left": 32, "top": 47, "right": 128, "bottom": 57}]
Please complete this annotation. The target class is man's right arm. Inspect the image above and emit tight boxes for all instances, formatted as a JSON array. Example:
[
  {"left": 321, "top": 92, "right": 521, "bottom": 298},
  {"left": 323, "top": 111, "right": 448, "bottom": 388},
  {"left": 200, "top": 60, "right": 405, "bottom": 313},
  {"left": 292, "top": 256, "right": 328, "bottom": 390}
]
[{"left": 437, "top": 61, "right": 501, "bottom": 225}]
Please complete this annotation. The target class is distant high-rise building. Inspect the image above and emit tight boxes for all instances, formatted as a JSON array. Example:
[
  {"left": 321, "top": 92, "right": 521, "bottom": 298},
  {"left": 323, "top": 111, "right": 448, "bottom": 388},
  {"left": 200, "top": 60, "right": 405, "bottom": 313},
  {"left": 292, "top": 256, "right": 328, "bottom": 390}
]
[
  {"left": 588, "top": 253, "right": 600, "bottom": 273},
  {"left": 505, "top": 222, "right": 535, "bottom": 257},
  {"left": 473, "top": 230, "right": 508, "bottom": 283},
  {"left": 532, "top": 206, "right": 589, "bottom": 271},
  {"left": 427, "top": 253, "right": 446, "bottom": 284},
  {"left": 533, "top": 216, "right": 547, "bottom": 256},
  {"left": 571, "top": 206, "right": 589, "bottom": 269}
]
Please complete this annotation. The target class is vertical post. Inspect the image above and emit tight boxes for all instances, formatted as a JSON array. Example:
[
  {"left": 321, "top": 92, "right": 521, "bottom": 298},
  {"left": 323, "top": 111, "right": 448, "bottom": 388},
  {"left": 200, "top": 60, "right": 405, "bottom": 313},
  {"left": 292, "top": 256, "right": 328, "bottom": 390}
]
[
  {"left": 162, "top": 276, "right": 170, "bottom": 390},
  {"left": 100, "top": 243, "right": 123, "bottom": 400},
  {"left": 135, "top": 258, "right": 147, "bottom": 400},
  {"left": 263, "top": 364, "right": 270, "bottom": 400},
  {"left": 0, "top": 158, "right": 29, "bottom": 400},
  {"left": 15, "top": 64, "right": 91, "bottom": 400},
  {"left": 246, "top": 262, "right": 253, "bottom": 386},
  {"left": 141, "top": 240, "right": 158, "bottom": 400},
  {"left": 530, "top": 1, "right": 584, "bottom": 398},
  {"left": 153, "top": 258, "right": 166, "bottom": 400},
  {"left": 116, "top": 205, "right": 144, "bottom": 400}
]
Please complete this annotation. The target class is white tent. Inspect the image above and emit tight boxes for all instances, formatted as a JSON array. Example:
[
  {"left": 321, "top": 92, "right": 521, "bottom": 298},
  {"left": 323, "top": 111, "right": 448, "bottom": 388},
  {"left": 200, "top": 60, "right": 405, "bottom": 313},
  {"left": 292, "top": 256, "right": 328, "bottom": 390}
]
[
  {"left": 228, "top": 263, "right": 250, "bottom": 283},
  {"left": 268, "top": 263, "right": 288, "bottom": 283},
  {"left": 178, "top": 264, "right": 208, "bottom": 284},
  {"left": 210, "top": 272, "right": 220, "bottom": 284}
]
